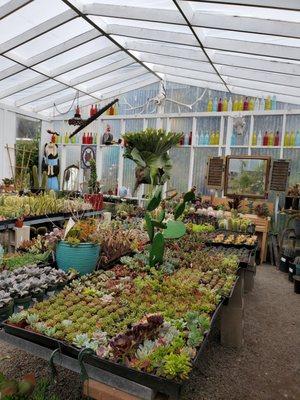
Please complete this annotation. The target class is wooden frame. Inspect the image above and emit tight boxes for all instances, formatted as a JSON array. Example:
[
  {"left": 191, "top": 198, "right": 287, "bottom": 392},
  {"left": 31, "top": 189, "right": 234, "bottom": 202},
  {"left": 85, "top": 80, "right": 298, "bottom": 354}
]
[
  {"left": 224, "top": 155, "right": 271, "bottom": 199},
  {"left": 205, "top": 156, "right": 225, "bottom": 190}
]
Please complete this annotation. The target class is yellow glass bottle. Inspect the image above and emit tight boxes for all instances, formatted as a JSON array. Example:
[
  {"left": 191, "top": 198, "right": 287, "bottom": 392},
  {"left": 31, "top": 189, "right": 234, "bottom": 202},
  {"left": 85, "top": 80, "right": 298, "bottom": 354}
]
[
  {"left": 284, "top": 131, "right": 290, "bottom": 147},
  {"left": 252, "top": 131, "right": 257, "bottom": 146},
  {"left": 249, "top": 98, "right": 254, "bottom": 111},
  {"left": 222, "top": 98, "right": 228, "bottom": 112},
  {"left": 238, "top": 97, "right": 243, "bottom": 111},
  {"left": 290, "top": 130, "right": 296, "bottom": 146},
  {"left": 215, "top": 130, "right": 220, "bottom": 144},
  {"left": 210, "top": 131, "right": 215, "bottom": 145},
  {"left": 233, "top": 97, "right": 238, "bottom": 111},
  {"left": 269, "top": 131, "right": 274, "bottom": 146},
  {"left": 265, "top": 96, "right": 271, "bottom": 110},
  {"left": 207, "top": 98, "right": 213, "bottom": 112}
]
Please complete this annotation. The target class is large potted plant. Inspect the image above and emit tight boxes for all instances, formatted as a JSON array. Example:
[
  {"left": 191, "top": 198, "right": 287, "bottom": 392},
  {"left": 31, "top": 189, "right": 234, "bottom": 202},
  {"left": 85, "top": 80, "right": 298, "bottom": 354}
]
[
  {"left": 123, "top": 128, "right": 195, "bottom": 267},
  {"left": 55, "top": 219, "right": 100, "bottom": 275}
]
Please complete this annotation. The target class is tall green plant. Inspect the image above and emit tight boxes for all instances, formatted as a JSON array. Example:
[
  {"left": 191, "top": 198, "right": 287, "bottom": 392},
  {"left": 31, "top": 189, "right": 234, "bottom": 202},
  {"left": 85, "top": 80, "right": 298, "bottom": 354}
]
[
  {"left": 145, "top": 187, "right": 195, "bottom": 267},
  {"left": 123, "top": 128, "right": 183, "bottom": 193},
  {"left": 122, "top": 128, "right": 195, "bottom": 267}
]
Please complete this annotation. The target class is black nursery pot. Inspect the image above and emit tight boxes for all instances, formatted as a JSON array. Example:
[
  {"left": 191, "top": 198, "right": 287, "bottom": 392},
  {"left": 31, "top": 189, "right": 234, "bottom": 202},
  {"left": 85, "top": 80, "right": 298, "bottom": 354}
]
[
  {"left": 0, "top": 301, "right": 14, "bottom": 321},
  {"left": 294, "top": 277, "right": 300, "bottom": 294},
  {"left": 14, "top": 296, "right": 31, "bottom": 310},
  {"left": 279, "top": 255, "right": 292, "bottom": 273},
  {"left": 288, "top": 263, "right": 296, "bottom": 282}
]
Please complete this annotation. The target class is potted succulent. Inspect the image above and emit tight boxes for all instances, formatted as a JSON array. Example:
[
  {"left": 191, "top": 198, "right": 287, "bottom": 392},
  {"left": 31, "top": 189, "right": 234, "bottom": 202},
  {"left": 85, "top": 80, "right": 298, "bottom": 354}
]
[
  {"left": 0, "top": 290, "right": 14, "bottom": 320},
  {"left": 55, "top": 219, "right": 101, "bottom": 276},
  {"left": 2, "top": 177, "right": 14, "bottom": 192}
]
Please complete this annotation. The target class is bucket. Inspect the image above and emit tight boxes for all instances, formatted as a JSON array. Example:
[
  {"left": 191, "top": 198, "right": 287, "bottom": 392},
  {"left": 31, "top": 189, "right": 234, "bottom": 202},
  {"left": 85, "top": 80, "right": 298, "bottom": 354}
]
[
  {"left": 0, "top": 301, "right": 14, "bottom": 321},
  {"left": 56, "top": 241, "right": 100, "bottom": 276}
]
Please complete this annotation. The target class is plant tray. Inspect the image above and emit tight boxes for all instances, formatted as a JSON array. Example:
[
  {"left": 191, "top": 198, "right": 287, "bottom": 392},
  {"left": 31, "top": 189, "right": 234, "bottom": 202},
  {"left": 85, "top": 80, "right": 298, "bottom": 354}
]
[{"left": 1, "top": 280, "right": 236, "bottom": 399}]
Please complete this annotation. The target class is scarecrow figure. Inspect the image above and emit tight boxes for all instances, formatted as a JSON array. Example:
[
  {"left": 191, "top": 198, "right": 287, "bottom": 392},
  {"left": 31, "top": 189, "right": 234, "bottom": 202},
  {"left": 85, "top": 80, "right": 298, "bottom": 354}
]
[{"left": 42, "top": 142, "right": 60, "bottom": 191}]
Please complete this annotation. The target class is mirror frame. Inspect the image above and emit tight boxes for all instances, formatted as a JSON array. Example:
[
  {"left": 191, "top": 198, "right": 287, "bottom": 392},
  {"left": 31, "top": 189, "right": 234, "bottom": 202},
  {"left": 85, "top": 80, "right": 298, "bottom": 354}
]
[
  {"left": 63, "top": 164, "right": 80, "bottom": 192},
  {"left": 224, "top": 155, "right": 271, "bottom": 199}
]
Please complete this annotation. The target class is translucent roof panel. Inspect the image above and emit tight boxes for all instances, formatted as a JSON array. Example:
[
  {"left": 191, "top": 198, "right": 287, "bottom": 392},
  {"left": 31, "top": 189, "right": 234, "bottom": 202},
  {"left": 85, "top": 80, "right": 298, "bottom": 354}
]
[
  {"left": 0, "top": 0, "right": 299, "bottom": 115},
  {"left": 0, "top": 0, "right": 70, "bottom": 46}
]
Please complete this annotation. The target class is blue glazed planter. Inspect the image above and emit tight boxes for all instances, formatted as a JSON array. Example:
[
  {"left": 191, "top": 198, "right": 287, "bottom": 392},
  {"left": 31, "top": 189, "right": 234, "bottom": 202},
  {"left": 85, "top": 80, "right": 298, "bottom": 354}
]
[{"left": 56, "top": 241, "right": 100, "bottom": 276}]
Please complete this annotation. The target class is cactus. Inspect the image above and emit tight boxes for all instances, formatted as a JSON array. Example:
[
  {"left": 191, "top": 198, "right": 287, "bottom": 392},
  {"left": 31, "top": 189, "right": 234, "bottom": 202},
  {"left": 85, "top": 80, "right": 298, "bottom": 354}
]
[
  {"left": 32, "top": 165, "right": 39, "bottom": 190},
  {"left": 145, "top": 186, "right": 195, "bottom": 267},
  {"left": 41, "top": 171, "right": 48, "bottom": 190}
]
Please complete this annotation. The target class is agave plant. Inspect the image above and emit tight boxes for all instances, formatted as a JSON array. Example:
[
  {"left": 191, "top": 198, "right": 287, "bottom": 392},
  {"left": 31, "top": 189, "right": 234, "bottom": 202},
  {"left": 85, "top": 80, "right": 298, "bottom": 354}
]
[{"left": 123, "top": 128, "right": 183, "bottom": 193}]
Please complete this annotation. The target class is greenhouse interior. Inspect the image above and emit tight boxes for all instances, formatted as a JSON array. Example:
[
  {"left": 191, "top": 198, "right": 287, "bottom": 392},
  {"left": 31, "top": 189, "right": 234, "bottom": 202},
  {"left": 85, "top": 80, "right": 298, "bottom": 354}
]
[{"left": 0, "top": 0, "right": 300, "bottom": 399}]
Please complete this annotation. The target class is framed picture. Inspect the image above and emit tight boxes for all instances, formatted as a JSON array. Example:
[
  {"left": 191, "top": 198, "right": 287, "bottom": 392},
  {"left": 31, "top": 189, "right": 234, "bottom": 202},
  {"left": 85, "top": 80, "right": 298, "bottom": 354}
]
[
  {"left": 224, "top": 155, "right": 271, "bottom": 199},
  {"left": 81, "top": 145, "right": 96, "bottom": 169}
]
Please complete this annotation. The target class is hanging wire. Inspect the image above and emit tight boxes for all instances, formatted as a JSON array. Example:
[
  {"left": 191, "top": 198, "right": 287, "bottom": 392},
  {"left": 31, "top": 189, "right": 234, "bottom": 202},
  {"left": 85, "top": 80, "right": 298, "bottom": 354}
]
[{"left": 52, "top": 91, "right": 79, "bottom": 116}]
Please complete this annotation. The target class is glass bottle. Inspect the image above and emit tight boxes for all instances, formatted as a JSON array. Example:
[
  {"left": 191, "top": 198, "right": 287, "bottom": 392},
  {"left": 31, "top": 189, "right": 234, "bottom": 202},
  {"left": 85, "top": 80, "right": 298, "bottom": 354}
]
[
  {"left": 213, "top": 97, "right": 218, "bottom": 112},
  {"left": 274, "top": 131, "right": 280, "bottom": 146},
  {"left": 257, "top": 131, "right": 262, "bottom": 146},
  {"left": 223, "top": 97, "right": 228, "bottom": 112},
  {"left": 217, "top": 98, "right": 222, "bottom": 112},
  {"left": 228, "top": 97, "right": 232, "bottom": 112},
  {"left": 290, "top": 130, "right": 296, "bottom": 146},
  {"left": 207, "top": 97, "right": 213, "bottom": 112},
  {"left": 296, "top": 130, "right": 300, "bottom": 146},
  {"left": 252, "top": 131, "right": 257, "bottom": 146},
  {"left": 271, "top": 95, "right": 277, "bottom": 110}
]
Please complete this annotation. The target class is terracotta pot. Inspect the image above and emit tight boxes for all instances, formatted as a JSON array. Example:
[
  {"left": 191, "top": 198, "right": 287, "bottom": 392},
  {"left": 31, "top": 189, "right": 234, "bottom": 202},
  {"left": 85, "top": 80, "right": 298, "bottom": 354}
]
[{"left": 15, "top": 217, "right": 24, "bottom": 228}]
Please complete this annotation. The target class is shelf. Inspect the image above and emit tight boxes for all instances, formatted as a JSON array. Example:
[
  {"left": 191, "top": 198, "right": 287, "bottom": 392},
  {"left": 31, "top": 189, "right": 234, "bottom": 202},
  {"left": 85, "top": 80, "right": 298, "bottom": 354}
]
[
  {"left": 250, "top": 146, "right": 281, "bottom": 149},
  {"left": 193, "top": 145, "right": 224, "bottom": 148}
]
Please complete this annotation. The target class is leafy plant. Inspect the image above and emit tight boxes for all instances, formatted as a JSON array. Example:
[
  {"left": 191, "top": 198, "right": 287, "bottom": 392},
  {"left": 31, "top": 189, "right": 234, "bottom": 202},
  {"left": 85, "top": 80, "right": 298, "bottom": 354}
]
[{"left": 123, "top": 128, "right": 182, "bottom": 192}]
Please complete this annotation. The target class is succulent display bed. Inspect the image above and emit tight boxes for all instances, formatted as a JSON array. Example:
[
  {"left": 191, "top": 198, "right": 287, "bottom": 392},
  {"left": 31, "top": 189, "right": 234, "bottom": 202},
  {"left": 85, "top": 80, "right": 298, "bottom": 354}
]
[{"left": 1, "top": 232, "right": 250, "bottom": 398}]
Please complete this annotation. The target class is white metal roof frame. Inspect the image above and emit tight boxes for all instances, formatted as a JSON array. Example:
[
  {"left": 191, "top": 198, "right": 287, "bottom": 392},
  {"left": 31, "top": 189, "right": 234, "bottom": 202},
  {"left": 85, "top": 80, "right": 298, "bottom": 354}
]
[{"left": 0, "top": 0, "right": 299, "bottom": 117}]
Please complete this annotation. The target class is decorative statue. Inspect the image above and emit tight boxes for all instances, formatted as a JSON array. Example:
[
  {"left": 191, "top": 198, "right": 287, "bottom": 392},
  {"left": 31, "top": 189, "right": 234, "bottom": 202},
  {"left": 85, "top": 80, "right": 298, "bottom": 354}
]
[
  {"left": 42, "top": 142, "right": 60, "bottom": 190},
  {"left": 102, "top": 124, "right": 113, "bottom": 145}
]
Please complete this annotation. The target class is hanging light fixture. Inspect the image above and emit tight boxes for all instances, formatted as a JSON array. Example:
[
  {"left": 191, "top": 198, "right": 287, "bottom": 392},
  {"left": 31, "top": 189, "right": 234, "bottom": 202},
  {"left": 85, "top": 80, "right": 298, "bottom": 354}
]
[{"left": 68, "top": 91, "right": 84, "bottom": 126}]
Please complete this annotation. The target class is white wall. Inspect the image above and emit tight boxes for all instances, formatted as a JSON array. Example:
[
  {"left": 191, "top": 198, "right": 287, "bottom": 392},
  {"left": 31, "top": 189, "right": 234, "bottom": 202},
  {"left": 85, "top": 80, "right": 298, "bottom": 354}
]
[{"left": 0, "top": 108, "right": 16, "bottom": 181}]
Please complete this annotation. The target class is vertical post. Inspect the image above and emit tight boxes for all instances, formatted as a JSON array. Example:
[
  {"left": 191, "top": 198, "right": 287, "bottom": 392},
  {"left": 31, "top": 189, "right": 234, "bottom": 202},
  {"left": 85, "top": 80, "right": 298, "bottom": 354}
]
[
  {"left": 117, "top": 119, "right": 125, "bottom": 195},
  {"left": 218, "top": 116, "right": 225, "bottom": 157},
  {"left": 188, "top": 117, "right": 196, "bottom": 190},
  {"left": 59, "top": 145, "right": 66, "bottom": 190},
  {"left": 225, "top": 116, "right": 233, "bottom": 156},
  {"left": 280, "top": 113, "right": 286, "bottom": 159},
  {"left": 248, "top": 115, "right": 254, "bottom": 156},
  {"left": 275, "top": 193, "right": 280, "bottom": 225}
]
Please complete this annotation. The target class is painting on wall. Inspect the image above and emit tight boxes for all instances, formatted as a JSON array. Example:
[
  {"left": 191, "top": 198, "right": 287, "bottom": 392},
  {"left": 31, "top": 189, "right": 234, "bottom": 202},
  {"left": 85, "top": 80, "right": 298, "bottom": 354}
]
[{"left": 81, "top": 145, "right": 96, "bottom": 169}]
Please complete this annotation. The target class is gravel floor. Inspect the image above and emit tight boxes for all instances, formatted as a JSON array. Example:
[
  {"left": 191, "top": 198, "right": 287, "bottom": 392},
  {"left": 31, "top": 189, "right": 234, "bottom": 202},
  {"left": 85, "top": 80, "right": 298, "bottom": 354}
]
[{"left": 0, "top": 264, "right": 299, "bottom": 400}]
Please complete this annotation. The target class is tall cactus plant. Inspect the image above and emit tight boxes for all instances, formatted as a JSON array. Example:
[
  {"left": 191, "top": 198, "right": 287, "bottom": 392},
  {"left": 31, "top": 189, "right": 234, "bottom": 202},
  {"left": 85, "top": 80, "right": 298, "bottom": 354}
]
[{"left": 122, "top": 128, "right": 195, "bottom": 267}]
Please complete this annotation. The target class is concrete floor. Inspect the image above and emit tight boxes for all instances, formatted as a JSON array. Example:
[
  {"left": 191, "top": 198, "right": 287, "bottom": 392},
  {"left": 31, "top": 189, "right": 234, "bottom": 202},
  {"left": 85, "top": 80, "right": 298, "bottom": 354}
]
[{"left": 0, "top": 264, "right": 299, "bottom": 400}]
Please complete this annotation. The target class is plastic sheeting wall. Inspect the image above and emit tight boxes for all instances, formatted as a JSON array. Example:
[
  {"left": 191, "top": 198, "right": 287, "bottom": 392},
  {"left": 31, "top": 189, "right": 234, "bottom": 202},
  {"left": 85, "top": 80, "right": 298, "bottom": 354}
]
[{"left": 0, "top": 108, "right": 16, "bottom": 180}]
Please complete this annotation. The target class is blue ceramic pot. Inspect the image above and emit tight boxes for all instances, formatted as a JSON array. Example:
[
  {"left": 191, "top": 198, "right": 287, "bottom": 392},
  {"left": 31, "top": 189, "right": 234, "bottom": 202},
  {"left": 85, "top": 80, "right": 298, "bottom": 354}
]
[{"left": 56, "top": 241, "right": 100, "bottom": 276}]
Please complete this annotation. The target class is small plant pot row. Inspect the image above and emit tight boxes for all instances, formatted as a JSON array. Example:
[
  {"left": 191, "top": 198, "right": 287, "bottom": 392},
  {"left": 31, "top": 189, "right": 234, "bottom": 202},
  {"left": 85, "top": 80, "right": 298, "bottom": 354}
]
[{"left": 0, "top": 284, "right": 67, "bottom": 322}]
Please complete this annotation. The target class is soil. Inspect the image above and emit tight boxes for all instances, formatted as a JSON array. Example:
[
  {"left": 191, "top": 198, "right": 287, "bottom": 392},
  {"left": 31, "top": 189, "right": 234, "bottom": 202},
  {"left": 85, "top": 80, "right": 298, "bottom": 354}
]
[{"left": 0, "top": 264, "right": 299, "bottom": 400}]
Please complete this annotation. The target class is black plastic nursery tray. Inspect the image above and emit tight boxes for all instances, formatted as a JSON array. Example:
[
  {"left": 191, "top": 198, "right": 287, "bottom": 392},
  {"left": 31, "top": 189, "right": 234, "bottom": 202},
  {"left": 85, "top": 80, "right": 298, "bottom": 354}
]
[{"left": 1, "top": 291, "right": 231, "bottom": 399}]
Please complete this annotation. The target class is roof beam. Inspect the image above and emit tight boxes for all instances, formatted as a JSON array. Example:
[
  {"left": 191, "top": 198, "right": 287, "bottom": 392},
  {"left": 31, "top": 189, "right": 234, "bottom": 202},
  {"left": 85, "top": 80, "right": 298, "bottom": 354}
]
[
  {"left": 184, "top": 0, "right": 300, "bottom": 12},
  {"left": 0, "top": 64, "right": 24, "bottom": 81},
  {"left": 165, "top": 74, "right": 226, "bottom": 92},
  {"left": 151, "top": 65, "right": 221, "bottom": 83},
  {"left": 61, "top": 0, "right": 162, "bottom": 81},
  {"left": 209, "top": 51, "right": 300, "bottom": 76},
  {"left": 138, "top": 53, "right": 215, "bottom": 73},
  {"left": 67, "top": 57, "right": 135, "bottom": 86},
  {"left": 83, "top": 3, "right": 185, "bottom": 25},
  {"left": 0, "top": 0, "right": 32, "bottom": 20},
  {"left": 0, "top": 75, "right": 47, "bottom": 99},
  {"left": 34, "top": 68, "right": 147, "bottom": 111},
  {"left": 172, "top": 0, "right": 230, "bottom": 91},
  {"left": 48, "top": 45, "right": 119, "bottom": 77},
  {"left": 126, "top": 40, "right": 207, "bottom": 62},
  {"left": 0, "top": 29, "right": 102, "bottom": 81},
  {"left": 15, "top": 83, "right": 69, "bottom": 107},
  {"left": 217, "top": 65, "right": 300, "bottom": 88},
  {"left": 224, "top": 76, "right": 300, "bottom": 97},
  {"left": 0, "top": 9, "right": 77, "bottom": 54},
  {"left": 42, "top": 75, "right": 159, "bottom": 116},
  {"left": 202, "top": 34, "right": 300, "bottom": 61},
  {"left": 226, "top": 85, "right": 300, "bottom": 106},
  {"left": 107, "top": 24, "right": 197, "bottom": 46},
  {"left": 191, "top": 11, "right": 300, "bottom": 39}
]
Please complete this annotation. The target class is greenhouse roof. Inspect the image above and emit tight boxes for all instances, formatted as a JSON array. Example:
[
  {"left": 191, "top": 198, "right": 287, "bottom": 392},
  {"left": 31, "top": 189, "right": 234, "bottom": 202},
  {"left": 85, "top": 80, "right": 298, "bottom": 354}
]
[{"left": 0, "top": 0, "right": 300, "bottom": 116}]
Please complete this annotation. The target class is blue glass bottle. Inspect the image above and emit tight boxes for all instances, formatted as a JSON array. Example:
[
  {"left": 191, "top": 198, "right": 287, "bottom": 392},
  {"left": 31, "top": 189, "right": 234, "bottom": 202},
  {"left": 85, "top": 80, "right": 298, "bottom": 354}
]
[
  {"left": 271, "top": 95, "right": 277, "bottom": 110},
  {"left": 213, "top": 97, "right": 218, "bottom": 112},
  {"left": 231, "top": 132, "right": 236, "bottom": 146},
  {"left": 296, "top": 130, "right": 300, "bottom": 146},
  {"left": 204, "top": 131, "right": 209, "bottom": 145}
]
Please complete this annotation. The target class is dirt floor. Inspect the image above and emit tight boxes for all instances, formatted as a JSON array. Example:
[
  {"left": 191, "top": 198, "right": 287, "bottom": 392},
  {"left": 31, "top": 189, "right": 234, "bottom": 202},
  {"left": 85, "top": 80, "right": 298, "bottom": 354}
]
[{"left": 0, "top": 264, "right": 299, "bottom": 400}]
